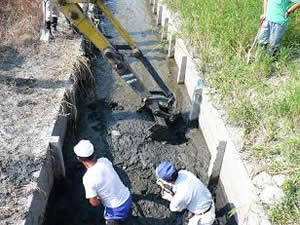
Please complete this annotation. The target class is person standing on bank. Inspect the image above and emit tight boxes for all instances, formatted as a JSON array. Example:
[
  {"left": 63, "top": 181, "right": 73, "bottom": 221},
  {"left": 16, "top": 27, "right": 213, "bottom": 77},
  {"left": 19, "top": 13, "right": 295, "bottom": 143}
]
[
  {"left": 257, "top": 0, "right": 300, "bottom": 56},
  {"left": 156, "top": 161, "right": 215, "bottom": 225},
  {"left": 74, "top": 140, "right": 132, "bottom": 225},
  {"left": 41, "top": 0, "right": 59, "bottom": 41}
]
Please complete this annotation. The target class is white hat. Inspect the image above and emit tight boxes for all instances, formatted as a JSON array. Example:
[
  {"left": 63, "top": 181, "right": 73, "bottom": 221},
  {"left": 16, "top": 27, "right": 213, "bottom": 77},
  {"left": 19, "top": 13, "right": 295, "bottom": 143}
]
[{"left": 74, "top": 140, "right": 94, "bottom": 157}]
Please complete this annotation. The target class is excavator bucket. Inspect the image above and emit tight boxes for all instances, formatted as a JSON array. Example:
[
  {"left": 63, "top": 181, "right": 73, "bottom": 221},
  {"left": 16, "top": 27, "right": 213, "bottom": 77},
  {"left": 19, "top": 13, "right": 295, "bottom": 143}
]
[{"left": 56, "top": 0, "right": 178, "bottom": 134}]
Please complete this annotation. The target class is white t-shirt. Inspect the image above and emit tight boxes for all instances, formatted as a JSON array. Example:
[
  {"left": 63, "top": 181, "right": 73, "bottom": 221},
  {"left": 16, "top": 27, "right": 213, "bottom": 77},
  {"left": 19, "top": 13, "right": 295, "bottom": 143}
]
[
  {"left": 170, "top": 170, "right": 213, "bottom": 214},
  {"left": 83, "top": 158, "right": 130, "bottom": 208}
]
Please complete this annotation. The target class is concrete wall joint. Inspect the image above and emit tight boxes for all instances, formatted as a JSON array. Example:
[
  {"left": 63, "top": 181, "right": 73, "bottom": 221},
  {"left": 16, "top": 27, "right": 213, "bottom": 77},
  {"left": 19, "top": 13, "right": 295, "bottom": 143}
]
[{"left": 147, "top": 1, "right": 271, "bottom": 224}]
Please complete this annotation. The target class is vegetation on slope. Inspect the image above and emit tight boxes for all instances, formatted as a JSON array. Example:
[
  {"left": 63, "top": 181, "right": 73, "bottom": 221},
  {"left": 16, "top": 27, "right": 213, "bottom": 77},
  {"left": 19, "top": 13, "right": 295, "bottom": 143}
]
[
  {"left": 0, "top": 0, "right": 42, "bottom": 43},
  {"left": 164, "top": 0, "right": 300, "bottom": 224}
]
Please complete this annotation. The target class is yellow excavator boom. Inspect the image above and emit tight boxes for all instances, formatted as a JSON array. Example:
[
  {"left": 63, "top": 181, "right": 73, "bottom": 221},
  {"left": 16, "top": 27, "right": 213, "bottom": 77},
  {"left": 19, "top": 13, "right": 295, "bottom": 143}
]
[{"left": 56, "top": 0, "right": 176, "bottom": 124}]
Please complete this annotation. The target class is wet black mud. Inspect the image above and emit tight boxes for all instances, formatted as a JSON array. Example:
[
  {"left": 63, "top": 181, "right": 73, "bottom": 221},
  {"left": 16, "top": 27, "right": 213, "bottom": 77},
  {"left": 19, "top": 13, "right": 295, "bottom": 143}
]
[
  {"left": 44, "top": 50, "right": 210, "bottom": 225},
  {"left": 43, "top": 0, "right": 232, "bottom": 224}
]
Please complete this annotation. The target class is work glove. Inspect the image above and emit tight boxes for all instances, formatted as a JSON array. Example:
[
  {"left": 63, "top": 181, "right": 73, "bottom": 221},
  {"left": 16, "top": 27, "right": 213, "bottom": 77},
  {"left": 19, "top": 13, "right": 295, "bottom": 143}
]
[{"left": 156, "top": 179, "right": 174, "bottom": 202}]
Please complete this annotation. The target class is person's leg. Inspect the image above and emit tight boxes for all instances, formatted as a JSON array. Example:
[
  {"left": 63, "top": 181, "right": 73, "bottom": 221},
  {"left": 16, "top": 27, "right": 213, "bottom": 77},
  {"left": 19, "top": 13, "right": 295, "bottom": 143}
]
[
  {"left": 52, "top": 2, "right": 59, "bottom": 32},
  {"left": 268, "top": 22, "right": 287, "bottom": 56},
  {"left": 43, "top": 0, "right": 52, "bottom": 23},
  {"left": 187, "top": 214, "right": 201, "bottom": 225},
  {"left": 257, "top": 20, "right": 271, "bottom": 46},
  {"left": 42, "top": 0, "right": 54, "bottom": 40},
  {"left": 256, "top": 20, "right": 271, "bottom": 57},
  {"left": 197, "top": 202, "right": 216, "bottom": 225}
]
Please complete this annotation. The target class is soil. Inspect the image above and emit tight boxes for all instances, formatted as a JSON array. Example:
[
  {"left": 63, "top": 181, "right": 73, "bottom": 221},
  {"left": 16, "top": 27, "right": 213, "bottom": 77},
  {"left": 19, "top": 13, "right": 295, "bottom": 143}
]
[
  {"left": 0, "top": 22, "right": 83, "bottom": 225},
  {"left": 43, "top": 0, "right": 213, "bottom": 225}
]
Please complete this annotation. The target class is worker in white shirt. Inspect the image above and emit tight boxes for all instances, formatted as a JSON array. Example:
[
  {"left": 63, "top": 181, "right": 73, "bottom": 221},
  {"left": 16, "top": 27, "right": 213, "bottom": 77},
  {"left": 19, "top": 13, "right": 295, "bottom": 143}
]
[
  {"left": 41, "top": 0, "right": 59, "bottom": 41},
  {"left": 74, "top": 140, "right": 132, "bottom": 225},
  {"left": 155, "top": 161, "right": 215, "bottom": 225},
  {"left": 79, "top": 3, "right": 95, "bottom": 18}
]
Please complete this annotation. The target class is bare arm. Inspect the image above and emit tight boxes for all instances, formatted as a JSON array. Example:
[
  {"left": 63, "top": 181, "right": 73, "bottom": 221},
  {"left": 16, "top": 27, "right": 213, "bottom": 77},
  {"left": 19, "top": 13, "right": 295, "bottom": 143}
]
[
  {"left": 286, "top": 2, "right": 300, "bottom": 16},
  {"left": 88, "top": 196, "right": 101, "bottom": 207},
  {"left": 261, "top": 0, "right": 268, "bottom": 20},
  {"left": 263, "top": 0, "right": 268, "bottom": 16}
]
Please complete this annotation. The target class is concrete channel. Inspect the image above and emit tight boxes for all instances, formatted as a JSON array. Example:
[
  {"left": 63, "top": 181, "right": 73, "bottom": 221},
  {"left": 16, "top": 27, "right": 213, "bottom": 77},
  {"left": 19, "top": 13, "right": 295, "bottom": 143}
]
[{"left": 38, "top": 0, "right": 248, "bottom": 224}]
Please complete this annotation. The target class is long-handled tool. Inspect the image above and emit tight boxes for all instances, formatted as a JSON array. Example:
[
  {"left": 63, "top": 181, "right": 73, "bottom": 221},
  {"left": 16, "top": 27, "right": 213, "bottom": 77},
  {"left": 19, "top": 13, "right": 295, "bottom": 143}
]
[{"left": 246, "top": 18, "right": 264, "bottom": 64}]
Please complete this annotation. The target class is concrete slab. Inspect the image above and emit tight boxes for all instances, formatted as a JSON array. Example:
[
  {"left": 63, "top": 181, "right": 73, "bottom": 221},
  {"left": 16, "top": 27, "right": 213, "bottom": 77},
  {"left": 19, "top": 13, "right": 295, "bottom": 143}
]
[
  {"left": 152, "top": 0, "right": 158, "bottom": 14},
  {"left": 151, "top": 3, "right": 272, "bottom": 224},
  {"left": 161, "top": 5, "right": 171, "bottom": 39},
  {"left": 19, "top": 44, "right": 92, "bottom": 225},
  {"left": 156, "top": 4, "right": 163, "bottom": 25},
  {"left": 174, "top": 39, "right": 189, "bottom": 84}
]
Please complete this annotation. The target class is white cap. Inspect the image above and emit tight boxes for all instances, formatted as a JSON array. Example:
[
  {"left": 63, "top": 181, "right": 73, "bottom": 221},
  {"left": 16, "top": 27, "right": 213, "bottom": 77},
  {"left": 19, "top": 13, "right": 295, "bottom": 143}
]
[{"left": 74, "top": 140, "right": 94, "bottom": 157}]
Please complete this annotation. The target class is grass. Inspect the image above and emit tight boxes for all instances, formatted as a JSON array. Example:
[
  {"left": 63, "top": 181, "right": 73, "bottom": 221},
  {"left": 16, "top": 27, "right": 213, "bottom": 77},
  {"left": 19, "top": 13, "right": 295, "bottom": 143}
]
[
  {"left": 0, "top": 0, "right": 42, "bottom": 43},
  {"left": 164, "top": 0, "right": 300, "bottom": 224}
]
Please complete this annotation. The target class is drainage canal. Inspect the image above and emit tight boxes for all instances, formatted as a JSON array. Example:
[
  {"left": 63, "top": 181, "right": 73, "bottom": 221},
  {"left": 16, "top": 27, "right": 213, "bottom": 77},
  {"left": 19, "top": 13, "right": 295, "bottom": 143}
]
[{"left": 44, "top": 0, "right": 236, "bottom": 224}]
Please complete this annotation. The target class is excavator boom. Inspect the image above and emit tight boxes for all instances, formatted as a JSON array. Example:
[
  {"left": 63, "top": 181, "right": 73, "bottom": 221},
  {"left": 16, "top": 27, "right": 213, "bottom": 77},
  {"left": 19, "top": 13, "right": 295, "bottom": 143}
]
[{"left": 56, "top": 0, "right": 176, "bottom": 126}]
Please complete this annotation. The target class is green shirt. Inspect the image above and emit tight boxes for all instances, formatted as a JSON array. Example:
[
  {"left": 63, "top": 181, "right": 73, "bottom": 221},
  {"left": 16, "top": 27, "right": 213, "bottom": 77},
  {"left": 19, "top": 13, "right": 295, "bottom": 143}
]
[{"left": 266, "top": 0, "right": 299, "bottom": 25}]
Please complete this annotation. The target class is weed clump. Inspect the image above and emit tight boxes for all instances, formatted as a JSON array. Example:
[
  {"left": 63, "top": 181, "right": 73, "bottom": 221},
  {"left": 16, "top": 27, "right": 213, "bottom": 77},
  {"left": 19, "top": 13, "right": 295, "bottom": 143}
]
[
  {"left": 165, "top": 0, "right": 299, "bottom": 224},
  {"left": 0, "top": 0, "right": 42, "bottom": 43}
]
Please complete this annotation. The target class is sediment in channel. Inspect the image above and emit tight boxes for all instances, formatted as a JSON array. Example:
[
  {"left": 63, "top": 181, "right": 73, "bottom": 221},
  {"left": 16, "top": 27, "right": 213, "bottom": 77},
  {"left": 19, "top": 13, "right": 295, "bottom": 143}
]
[{"left": 43, "top": 0, "right": 235, "bottom": 224}]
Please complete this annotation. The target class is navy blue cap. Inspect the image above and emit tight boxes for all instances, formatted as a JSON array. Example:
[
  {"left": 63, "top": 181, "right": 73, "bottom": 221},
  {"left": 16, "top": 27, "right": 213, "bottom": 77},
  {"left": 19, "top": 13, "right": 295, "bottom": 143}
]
[{"left": 156, "top": 161, "right": 177, "bottom": 181}]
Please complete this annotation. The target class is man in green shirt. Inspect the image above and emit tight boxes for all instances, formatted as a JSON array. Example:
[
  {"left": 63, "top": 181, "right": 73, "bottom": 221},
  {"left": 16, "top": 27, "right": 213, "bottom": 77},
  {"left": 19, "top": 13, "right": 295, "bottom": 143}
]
[{"left": 258, "top": 0, "right": 300, "bottom": 56}]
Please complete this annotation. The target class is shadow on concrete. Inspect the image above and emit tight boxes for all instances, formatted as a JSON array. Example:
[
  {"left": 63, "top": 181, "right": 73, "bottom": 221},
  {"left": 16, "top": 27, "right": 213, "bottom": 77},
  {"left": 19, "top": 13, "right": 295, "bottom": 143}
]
[
  {"left": 137, "top": 40, "right": 160, "bottom": 47},
  {"left": 0, "top": 45, "right": 25, "bottom": 71},
  {"left": 0, "top": 75, "right": 69, "bottom": 90},
  {"left": 215, "top": 203, "right": 238, "bottom": 225},
  {"left": 129, "top": 30, "right": 155, "bottom": 38}
]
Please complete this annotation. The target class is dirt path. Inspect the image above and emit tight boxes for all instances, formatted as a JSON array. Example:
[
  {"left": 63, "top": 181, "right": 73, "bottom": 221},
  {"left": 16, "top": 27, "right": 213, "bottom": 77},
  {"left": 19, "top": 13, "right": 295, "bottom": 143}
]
[{"left": 0, "top": 22, "right": 82, "bottom": 224}]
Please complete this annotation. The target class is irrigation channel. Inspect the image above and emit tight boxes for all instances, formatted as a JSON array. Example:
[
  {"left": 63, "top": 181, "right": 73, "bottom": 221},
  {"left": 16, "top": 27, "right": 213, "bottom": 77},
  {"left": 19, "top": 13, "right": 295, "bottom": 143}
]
[{"left": 44, "top": 0, "right": 236, "bottom": 225}]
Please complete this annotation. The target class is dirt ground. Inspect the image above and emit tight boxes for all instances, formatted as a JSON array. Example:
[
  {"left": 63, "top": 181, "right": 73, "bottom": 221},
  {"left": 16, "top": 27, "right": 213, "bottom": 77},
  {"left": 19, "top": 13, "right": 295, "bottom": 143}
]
[{"left": 0, "top": 22, "right": 83, "bottom": 225}]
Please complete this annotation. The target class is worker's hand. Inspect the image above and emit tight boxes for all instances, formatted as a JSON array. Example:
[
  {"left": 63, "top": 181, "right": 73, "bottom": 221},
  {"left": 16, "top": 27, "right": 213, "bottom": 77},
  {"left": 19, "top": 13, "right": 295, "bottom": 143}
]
[
  {"left": 260, "top": 14, "right": 266, "bottom": 21},
  {"left": 161, "top": 190, "right": 173, "bottom": 201},
  {"left": 89, "top": 196, "right": 101, "bottom": 207},
  {"left": 187, "top": 212, "right": 195, "bottom": 220},
  {"left": 285, "top": 10, "right": 292, "bottom": 17},
  {"left": 156, "top": 179, "right": 165, "bottom": 189}
]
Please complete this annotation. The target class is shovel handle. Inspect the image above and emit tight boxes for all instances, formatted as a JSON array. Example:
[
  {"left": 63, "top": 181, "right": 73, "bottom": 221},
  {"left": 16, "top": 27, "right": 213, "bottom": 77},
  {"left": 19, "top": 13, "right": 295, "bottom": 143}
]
[{"left": 246, "top": 18, "right": 265, "bottom": 64}]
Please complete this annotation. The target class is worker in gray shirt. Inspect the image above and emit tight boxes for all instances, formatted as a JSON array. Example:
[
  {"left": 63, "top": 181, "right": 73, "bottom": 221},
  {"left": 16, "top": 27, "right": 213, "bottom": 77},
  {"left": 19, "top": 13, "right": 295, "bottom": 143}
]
[{"left": 156, "top": 161, "right": 215, "bottom": 225}]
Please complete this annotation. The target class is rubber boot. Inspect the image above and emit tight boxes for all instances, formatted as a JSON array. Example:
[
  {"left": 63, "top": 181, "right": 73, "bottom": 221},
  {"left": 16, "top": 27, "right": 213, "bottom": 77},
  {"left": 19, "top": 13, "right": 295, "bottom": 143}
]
[
  {"left": 45, "top": 20, "right": 54, "bottom": 40},
  {"left": 256, "top": 43, "right": 267, "bottom": 59},
  {"left": 40, "top": 21, "right": 54, "bottom": 41},
  {"left": 51, "top": 17, "right": 58, "bottom": 33},
  {"left": 267, "top": 46, "right": 278, "bottom": 57}
]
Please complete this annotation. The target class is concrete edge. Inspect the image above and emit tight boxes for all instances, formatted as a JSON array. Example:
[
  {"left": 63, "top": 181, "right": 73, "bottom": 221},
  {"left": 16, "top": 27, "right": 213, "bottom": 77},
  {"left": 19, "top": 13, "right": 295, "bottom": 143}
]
[
  {"left": 147, "top": 1, "right": 271, "bottom": 224},
  {"left": 21, "top": 48, "right": 92, "bottom": 225}
]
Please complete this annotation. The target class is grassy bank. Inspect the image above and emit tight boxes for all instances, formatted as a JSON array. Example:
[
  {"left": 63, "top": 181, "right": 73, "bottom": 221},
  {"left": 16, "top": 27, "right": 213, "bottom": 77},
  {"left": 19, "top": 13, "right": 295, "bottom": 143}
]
[
  {"left": 164, "top": 0, "right": 299, "bottom": 224},
  {"left": 0, "top": 0, "right": 42, "bottom": 43}
]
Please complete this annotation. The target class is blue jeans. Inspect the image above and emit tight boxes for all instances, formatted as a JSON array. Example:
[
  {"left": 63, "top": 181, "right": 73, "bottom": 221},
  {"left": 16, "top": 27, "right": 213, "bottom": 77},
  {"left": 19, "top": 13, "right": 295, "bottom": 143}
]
[{"left": 258, "top": 19, "right": 287, "bottom": 48}]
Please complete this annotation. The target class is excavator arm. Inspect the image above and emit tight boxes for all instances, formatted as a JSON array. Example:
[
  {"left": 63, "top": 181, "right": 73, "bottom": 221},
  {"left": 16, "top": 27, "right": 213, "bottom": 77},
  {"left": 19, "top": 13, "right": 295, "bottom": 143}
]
[{"left": 56, "top": 0, "right": 176, "bottom": 126}]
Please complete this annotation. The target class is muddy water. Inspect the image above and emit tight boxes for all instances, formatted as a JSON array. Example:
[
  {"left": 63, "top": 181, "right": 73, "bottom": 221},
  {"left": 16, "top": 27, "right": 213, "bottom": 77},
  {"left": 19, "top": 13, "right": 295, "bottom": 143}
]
[{"left": 42, "top": 0, "right": 222, "bottom": 225}]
